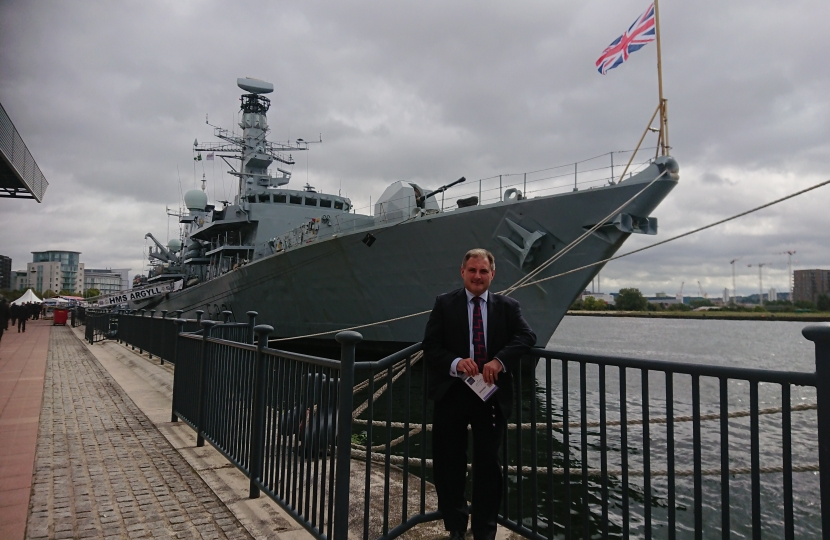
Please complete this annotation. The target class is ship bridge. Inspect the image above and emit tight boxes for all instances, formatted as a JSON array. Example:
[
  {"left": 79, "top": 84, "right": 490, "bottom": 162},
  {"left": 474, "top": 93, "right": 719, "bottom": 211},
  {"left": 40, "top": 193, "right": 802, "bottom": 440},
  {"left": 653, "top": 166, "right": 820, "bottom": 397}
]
[{"left": 0, "top": 102, "right": 49, "bottom": 202}]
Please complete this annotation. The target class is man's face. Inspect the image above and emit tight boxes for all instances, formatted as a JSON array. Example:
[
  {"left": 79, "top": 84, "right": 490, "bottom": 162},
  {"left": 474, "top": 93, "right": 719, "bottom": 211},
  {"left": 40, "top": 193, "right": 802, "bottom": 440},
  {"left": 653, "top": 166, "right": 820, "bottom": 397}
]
[{"left": 461, "top": 256, "right": 495, "bottom": 296}]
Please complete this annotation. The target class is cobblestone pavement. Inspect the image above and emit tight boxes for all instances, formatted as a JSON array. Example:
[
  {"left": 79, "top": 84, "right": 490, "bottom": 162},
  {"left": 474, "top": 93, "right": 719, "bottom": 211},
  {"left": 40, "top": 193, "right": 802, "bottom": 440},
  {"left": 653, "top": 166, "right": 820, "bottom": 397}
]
[{"left": 25, "top": 326, "right": 254, "bottom": 540}]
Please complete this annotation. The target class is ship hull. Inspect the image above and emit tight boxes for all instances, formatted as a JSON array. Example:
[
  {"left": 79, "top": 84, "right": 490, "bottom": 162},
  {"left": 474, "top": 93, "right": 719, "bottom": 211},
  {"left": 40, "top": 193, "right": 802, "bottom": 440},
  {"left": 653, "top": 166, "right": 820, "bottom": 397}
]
[{"left": 143, "top": 165, "right": 677, "bottom": 351}]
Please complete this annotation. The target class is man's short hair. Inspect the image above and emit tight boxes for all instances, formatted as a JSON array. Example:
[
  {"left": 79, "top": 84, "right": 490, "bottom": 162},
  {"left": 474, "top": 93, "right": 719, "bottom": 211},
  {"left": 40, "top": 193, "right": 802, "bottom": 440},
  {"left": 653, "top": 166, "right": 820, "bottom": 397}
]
[{"left": 462, "top": 248, "right": 495, "bottom": 271}]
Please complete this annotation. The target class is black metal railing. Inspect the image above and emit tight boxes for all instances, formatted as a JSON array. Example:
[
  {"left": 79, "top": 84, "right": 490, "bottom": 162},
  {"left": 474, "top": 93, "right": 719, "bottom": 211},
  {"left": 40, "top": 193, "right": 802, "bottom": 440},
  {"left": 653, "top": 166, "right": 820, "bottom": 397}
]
[
  {"left": 94, "top": 313, "right": 830, "bottom": 539},
  {"left": 84, "top": 311, "right": 115, "bottom": 343},
  {"left": 170, "top": 321, "right": 360, "bottom": 539}
]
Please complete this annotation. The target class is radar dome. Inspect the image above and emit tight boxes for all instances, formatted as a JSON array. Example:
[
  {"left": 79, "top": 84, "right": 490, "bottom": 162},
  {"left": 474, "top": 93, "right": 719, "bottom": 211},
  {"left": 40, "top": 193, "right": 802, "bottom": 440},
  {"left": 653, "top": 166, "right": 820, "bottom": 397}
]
[
  {"left": 184, "top": 189, "right": 208, "bottom": 211},
  {"left": 237, "top": 77, "right": 274, "bottom": 94},
  {"left": 167, "top": 239, "right": 183, "bottom": 253}
]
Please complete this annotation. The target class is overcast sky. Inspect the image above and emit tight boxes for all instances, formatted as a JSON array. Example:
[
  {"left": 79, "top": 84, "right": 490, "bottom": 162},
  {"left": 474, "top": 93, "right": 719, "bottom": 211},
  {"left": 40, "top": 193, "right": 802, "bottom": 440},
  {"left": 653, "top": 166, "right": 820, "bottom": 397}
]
[{"left": 1, "top": 0, "right": 828, "bottom": 297}]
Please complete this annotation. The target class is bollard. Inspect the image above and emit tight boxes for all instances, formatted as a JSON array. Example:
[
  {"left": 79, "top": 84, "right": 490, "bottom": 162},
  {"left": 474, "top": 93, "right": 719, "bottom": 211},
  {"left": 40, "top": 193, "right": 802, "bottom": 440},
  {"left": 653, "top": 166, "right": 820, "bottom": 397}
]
[
  {"left": 173, "top": 310, "right": 184, "bottom": 319},
  {"left": 333, "top": 331, "right": 362, "bottom": 539},
  {"left": 139, "top": 309, "right": 146, "bottom": 317},
  {"left": 247, "top": 311, "right": 258, "bottom": 344},
  {"left": 196, "top": 320, "right": 217, "bottom": 448},
  {"left": 150, "top": 310, "right": 156, "bottom": 318},
  {"left": 161, "top": 310, "right": 168, "bottom": 319},
  {"left": 171, "top": 319, "right": 186, "bottom": 422},
  {"left": 248, "top": 324, "right": 273, "bottom": 498},
  {"left": 195, "top": 310, "right": 204, "bottom": 325},
  {"left": 148, "top": 311, "right": 157, "bottom": 359},
  {"left": 803, "top": 323, "right": 830, "bottom": 537},
  {"left": 222, "top": 310, "right": 233, "bottom": 323}
]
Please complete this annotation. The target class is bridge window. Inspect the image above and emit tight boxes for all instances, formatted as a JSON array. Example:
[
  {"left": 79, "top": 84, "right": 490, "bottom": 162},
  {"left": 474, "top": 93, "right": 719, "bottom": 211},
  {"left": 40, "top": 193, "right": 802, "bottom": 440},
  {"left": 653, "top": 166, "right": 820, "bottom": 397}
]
[
  {"left": 304, "top": 196, "right": 317, "bottom": 206},
  {"left": 320, "top": 199, "right": 332, "bottom": 208},
  {"left": 274, "top": 194, "right": 286, "bottom": 203},
  {"left": 247, "top": 195, "right": 256, "bottom": 203},
  {"left": 289, "top": 194, "right": 302, "bottom": 204},
  {"left": 334, "top": 200, "right": 344, "bottom": 210},
  {"left": 258, "top": 194, "right": 270, "bottom": 203}
]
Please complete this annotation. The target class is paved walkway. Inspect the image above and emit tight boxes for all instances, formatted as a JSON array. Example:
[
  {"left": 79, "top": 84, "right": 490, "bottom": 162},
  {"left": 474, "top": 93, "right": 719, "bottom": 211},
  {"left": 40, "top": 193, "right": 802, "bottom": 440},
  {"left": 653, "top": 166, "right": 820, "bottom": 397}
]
[
  {"left": 24, "top": 325, "right": 254, "bottom": 540},
  {"left": 0, "top": 319, "right": 50, "bottom": 540}
]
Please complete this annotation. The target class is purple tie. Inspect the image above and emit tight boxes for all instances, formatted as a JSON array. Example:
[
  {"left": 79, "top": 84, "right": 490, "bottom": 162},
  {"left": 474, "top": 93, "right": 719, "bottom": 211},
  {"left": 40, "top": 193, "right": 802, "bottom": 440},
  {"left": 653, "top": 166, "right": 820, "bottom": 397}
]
[{"left": 472, "top": 297, "right": 487, "bottom": 370}]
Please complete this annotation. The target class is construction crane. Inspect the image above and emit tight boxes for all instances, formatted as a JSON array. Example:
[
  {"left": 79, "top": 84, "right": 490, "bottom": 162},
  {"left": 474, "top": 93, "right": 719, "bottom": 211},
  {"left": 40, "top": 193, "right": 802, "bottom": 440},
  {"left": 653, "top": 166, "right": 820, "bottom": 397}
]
[
  {"left": 697, "top": 280, "right": 708, "bottom": 299},
  {"left": 747, "top": 263, "right": 772, "bottom": 305},
  {"left": 730, "top": 258, "right": 742, "bottom": 305}
]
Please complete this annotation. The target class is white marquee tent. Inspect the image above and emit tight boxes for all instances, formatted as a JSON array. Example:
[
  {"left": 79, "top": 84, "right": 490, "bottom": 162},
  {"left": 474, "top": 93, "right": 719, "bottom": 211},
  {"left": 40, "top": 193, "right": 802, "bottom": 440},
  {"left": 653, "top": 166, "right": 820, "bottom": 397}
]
[{"left": 11, "top": 289, "right": 42, "bottom": 305}]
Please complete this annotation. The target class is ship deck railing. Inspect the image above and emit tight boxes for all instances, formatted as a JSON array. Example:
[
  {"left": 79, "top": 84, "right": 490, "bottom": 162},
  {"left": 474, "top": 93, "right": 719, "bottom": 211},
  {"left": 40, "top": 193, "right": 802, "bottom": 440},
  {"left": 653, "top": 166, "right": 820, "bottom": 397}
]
[{"left": 88, "top": 311, "right": 830, "bottom": 540}]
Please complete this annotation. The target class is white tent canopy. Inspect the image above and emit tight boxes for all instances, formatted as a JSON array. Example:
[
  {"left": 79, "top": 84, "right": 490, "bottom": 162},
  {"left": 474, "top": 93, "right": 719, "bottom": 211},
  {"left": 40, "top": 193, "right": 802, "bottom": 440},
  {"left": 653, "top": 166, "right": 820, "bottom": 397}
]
[{"left": 11, "top": 289, "right": 42, "bottom": 305}]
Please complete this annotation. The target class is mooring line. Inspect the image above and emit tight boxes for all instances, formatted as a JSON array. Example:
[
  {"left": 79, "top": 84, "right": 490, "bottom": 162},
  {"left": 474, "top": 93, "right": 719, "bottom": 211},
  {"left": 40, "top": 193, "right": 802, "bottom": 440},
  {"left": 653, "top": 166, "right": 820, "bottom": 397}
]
[
  {"left": 349, "top": 448, "right": 819, "bottom": 477},
  {"left": 269, "top": 176, "right": 830, "bottom": 343},
  {"left": 500, "top": 169, "right": 669, "bottom": 296},
  {"left": 351, "top": 402, "right": 817, "bottom": 436}
]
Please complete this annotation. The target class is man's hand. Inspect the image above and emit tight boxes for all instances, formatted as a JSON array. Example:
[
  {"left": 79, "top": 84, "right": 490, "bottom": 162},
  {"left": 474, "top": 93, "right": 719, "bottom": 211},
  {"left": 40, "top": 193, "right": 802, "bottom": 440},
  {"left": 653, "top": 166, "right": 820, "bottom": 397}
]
[
  {"left": 482, "top": 359, "right": 503, "bottom": 385},
  {"left": 456, "top": 358, "right": 479, "bottom": 377}
]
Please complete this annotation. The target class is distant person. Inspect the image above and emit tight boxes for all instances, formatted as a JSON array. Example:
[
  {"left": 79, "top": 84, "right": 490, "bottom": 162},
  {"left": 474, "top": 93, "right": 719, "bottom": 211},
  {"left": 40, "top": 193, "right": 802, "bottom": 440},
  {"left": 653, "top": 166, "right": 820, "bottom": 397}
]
[
  {"left": 18, "top": 303, "right": 28, "bottom": 333},
  {"left": 9, "top": 302, "right": 18, "bottom": 328},
  {"left": 31, "top": 302, "right": 41, "bottom": 320},
  {"left": 0, "top": 298, "right": 9, "bottom": 345},
  {"left": 423, "top": 248, "right": 536, "bottom": 540}
]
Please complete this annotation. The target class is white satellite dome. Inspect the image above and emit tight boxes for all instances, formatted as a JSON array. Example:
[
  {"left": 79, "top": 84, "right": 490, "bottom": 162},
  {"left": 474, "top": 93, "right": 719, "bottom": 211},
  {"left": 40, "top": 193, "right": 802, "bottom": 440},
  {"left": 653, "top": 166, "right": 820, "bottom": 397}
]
[
  {"left": 167, "top": 239, "right": 183, "bottom": 253},
  {"left": 184, "top": 189, "right": 208, "bottom": 211}
]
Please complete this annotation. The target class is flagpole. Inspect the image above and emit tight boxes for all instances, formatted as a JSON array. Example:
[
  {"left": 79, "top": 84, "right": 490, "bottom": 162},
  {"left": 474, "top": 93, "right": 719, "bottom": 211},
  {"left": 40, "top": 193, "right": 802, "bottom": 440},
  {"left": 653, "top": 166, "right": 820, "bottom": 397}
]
[{"left": 653, "top": 0, "right": 667, "bottom": 155}]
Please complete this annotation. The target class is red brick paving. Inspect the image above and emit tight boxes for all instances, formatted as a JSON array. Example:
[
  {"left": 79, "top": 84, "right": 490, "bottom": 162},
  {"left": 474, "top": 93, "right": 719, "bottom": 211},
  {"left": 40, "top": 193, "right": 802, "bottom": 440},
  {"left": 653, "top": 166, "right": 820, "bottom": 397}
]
[{"left": 0, "top": 319, "right": 50, "bottom": 540}]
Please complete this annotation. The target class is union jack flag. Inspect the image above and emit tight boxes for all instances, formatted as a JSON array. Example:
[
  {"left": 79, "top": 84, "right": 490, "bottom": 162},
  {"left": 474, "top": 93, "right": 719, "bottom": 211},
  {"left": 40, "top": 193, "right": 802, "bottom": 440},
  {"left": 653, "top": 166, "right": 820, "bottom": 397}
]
[{"left": 596, "top": 4, "right": 656, "bottom": 75}]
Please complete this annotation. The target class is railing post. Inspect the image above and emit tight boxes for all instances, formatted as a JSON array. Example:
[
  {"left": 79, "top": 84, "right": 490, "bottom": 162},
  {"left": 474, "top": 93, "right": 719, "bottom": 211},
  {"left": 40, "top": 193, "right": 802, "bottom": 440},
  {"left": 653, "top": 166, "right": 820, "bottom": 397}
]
[
  {"left": 149, "top": 310, "right": 156, "bottom": 318},
  {"left": 148, "top": 310, "right": 156, "bottom": 359},
  {"left": 247, "top": 311, "right": 258, "bottom": 345},
  {"left": 173, "top": 310, "right": 184, "bottom": 319},
  {"left": 171, "top": 319, "right": 185, "bottom": 422},
  {"left": 222, "top": 310, "right": 232, "bottom": 323},
  {"left": 333, "top": 330, "right": 362, "bottom": 539},
  {"left": 161, "top": 310, "right": 168, "bottom": 319},
  {"left": 803, "top": 323, "right": 830, "bottom": 538},
  {"left": 196, "top": 320, "right": 216, "bottom": 448},
  {"left": 195, "top": 310, "right": 204, "bottom": 325},
  {"left": 248, "top": 324, "right": 273, "bottom": 499}
]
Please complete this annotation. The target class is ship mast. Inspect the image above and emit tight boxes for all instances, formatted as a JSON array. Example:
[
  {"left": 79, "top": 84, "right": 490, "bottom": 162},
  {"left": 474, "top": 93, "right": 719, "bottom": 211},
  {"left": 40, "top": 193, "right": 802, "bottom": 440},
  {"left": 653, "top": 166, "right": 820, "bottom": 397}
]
[
  {"left": 193, "top": 78, "right": 307, "bottom": 204},
  {"left": 654, "top": 0, "right": 669, "bottom": 156}
]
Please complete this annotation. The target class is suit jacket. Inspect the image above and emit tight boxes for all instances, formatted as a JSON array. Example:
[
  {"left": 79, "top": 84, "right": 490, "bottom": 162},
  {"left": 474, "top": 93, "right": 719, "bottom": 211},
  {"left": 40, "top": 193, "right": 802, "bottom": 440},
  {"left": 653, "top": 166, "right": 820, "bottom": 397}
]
[{"left": 423, "top": 288, "right": 537, "bottom": 418}]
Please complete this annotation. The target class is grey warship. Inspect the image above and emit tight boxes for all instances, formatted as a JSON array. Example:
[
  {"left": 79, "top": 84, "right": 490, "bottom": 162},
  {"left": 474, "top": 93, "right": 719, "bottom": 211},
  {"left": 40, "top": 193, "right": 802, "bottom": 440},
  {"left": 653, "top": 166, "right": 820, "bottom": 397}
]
[{"left": 139, "top": 77, "right": 679, "bottom": 354}]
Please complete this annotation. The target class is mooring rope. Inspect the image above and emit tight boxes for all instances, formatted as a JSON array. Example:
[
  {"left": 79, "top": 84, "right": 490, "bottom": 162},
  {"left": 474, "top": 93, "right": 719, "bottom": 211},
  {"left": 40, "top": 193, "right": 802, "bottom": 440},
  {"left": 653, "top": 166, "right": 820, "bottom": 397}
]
[
  {"left": 349, "top": 448, "right": 819, "bottom": 477},
  {"left": 351, "top": 402, "right": 817, "bottom": 436},
  {"left": 499, "top": 169, "right": 668, "bottom": 296},
  {"left": 269, "top": 176, "right": 830, "bottom": 343}
]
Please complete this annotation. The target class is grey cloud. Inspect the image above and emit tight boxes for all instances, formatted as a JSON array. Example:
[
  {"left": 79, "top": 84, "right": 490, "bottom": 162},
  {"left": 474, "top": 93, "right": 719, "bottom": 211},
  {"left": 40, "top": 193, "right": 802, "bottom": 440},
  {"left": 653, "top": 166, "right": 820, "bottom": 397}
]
[{"left": 1, "top": 0, "right": 828, "bottom": 290}]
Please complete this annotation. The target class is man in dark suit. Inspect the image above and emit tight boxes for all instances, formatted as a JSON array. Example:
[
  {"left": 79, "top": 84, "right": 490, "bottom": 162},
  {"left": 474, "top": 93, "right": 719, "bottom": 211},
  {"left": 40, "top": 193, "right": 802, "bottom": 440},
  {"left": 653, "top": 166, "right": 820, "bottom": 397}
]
[{"left": 424, "top": 248, "right": 536, "bottom": 540}]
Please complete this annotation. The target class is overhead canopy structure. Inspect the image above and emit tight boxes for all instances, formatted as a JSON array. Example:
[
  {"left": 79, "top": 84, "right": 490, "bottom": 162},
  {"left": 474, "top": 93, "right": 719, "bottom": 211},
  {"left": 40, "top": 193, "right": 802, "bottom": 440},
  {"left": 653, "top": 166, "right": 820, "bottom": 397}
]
[
  {"left": 11, "top": 288, "right": 42, "bottom": 305},
  {"left": 0, "top": 102, "right": 49, "bottom": 202}
]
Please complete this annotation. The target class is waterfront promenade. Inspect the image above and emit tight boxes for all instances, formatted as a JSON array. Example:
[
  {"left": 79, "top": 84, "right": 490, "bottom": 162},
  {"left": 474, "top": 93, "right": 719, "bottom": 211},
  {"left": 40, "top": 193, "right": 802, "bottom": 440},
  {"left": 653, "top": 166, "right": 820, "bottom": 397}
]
[{"left": 0, "top": 321, "right": 313, "bottom": 540}]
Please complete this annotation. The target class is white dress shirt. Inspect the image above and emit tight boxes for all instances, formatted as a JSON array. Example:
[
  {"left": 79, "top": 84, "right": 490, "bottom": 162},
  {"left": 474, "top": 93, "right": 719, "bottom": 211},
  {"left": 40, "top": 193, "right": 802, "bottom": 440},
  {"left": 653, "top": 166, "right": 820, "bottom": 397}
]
[{"left": 449, "top": 289, "right": 505, "bottom": 377}]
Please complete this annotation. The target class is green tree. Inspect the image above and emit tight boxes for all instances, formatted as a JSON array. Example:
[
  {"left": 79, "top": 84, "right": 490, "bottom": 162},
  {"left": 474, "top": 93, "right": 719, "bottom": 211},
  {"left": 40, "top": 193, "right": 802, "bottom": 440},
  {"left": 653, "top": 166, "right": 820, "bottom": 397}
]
[
  {"left": 84, "top": 288, "right": 101, "bottom": 299},
  {"left": 690, "top": 298, "right": 713, "bottom": 308},
  {"left": 58, "top": 289, "right": 74, "bottom": 296},
  {"left": 616, "top": 288, "right": 648, "bottom": 311},
  {"left": 817, "top": 295, "right": 830, "bottom": 312},
  {"left": 42, "top": 289, "right": 57, "bottom": 299},
  {"left": 794, "top": 300, "right": 816, "bottom": 310},
  {"left": 583, "top": 297, "right": 608, "bottom": 311}
]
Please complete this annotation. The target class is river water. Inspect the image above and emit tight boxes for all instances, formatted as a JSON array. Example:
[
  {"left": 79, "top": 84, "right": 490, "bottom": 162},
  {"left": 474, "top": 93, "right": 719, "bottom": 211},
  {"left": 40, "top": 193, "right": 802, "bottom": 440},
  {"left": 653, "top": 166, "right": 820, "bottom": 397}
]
[
  {"left": 537, "top": 316, "right": 821, "bottom": 539},
  {"left": 358, "top": 317, "right": 821, "bottom": 539}
]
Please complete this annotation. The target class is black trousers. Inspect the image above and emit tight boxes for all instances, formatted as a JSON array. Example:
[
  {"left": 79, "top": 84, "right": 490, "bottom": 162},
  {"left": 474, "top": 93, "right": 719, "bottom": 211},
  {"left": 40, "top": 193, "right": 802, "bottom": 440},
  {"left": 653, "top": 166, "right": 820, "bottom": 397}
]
[
  {"left": 432, "top": 379, "right": 506, "bottom": 540},
  {"left": 18, "top": 317, "right": 26, "bottom": 332}
]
